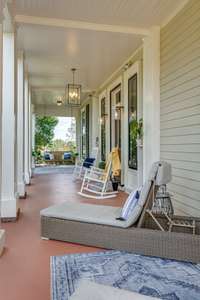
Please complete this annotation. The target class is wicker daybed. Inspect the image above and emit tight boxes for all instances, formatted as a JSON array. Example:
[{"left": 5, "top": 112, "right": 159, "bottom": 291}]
[{"left": 40, "top": 162, "right": 200, "bottom": 263}]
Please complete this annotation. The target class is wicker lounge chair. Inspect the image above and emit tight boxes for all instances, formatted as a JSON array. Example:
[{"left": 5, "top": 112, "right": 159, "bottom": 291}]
[{"left": 40, "top": 161, "right": 200, "bottom": 263}]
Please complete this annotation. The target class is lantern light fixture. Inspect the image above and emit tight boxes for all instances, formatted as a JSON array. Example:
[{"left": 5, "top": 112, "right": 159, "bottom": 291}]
[{"left": 66, "top": 68, "right": 81, "bottom": 106}]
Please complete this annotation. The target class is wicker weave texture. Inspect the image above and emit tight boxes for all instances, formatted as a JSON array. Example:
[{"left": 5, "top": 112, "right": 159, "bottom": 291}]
[{"left": 41, "top": 216, "right": 200, "bottom": 263}]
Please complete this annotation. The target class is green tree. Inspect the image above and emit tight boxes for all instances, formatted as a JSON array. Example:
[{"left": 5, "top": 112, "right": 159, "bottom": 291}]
[{"left": 35, "top": 116, "right": 58, "bottom": 151}]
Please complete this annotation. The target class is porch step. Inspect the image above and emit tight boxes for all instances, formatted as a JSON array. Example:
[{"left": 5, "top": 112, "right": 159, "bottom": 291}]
[{"left": 0, "top": 229, "right": 5, "bottom": 257}]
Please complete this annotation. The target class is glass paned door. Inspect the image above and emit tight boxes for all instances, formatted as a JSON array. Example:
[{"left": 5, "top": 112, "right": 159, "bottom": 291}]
[
  {"left": 81, "top": 104, "right": 90, "bottom": 158},
  {"left": 110, "top": 84, "right": 122, "bottom": 151},
  {"left": 128, "top": 74, "right": 138, "bottom": 169},
  {"left": 100, "top": 97, "right": 106, "bottom": 161}
]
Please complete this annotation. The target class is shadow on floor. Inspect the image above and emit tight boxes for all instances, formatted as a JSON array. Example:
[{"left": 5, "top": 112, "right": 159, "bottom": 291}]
[{"left": 34, "top": 165, "right": 74, "bottom": 175}]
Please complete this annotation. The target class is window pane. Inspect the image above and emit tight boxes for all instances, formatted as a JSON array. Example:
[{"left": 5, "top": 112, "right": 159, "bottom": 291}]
[
  {"left": 81, "top": 110, "right": 86, "bottom": 158},
  {"left": 101, "top": 98, "right": 106, "bottom": 161},
  {"left": 86, "top": 104, "right": 90, "bottom": 157},
  {"left": 128, "top": 74, "right": 137, "bottom": 169}
]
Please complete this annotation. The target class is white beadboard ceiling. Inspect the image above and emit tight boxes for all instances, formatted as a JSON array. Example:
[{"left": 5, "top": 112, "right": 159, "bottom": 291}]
[
  {"left": 15, "top": 0, "right": 186, "bottom": 27},
  {"left": 14, "top": 0, "right": 188, "bottom": 105}
]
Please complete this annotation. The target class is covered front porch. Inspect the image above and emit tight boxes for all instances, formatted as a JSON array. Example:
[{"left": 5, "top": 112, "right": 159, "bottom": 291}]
[{"left": 0, "top": 0, "right": 200, "bottom": 299}]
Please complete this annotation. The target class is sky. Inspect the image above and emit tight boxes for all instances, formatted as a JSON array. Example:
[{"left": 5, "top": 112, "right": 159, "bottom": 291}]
[{"left": 53, "top": 117, "right": 73, "bottom": 141}]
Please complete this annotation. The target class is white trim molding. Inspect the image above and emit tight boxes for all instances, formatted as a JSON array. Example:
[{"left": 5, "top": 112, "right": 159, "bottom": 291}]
[
  {"left": 143, "top": 26, "right": 160, "bottom": 181},
  {"left": 15, "top": 15, "right": 150, "bottom": 36}
]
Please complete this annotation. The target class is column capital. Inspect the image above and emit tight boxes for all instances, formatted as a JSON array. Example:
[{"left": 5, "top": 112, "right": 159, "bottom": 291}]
[{"left": 3, "top": 0, "right": 15, "bottom": 33}]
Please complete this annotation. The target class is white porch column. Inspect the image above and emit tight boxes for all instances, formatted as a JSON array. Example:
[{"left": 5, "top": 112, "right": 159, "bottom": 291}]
[
  {"left": 91, "top": 96, "right": 99, "bottom": 152},
  {"left": 31, "top": 104, "right": 35, "bottom": 169},
  {"left": 28, "top": 89, "right": 32, "bottom": 177},
  {"left": 143, "top": 27, "right": 160, "bottom": 181},
  {"left": 1, "top": 30, "right": 18, "bottom": 218},
  {"left": 0, "top": 20, "right": 3, "bottom": 210},
  {"left": 24, "top": 75, "right": 30, "bottom": 184},
  {"left": 17, "top": 52, "right": 26, "bottom": 197}
]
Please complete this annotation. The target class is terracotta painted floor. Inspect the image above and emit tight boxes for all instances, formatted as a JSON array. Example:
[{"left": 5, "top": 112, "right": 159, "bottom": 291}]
[{"left": 0, "top": 168, "right": 127, "bottom": 300}]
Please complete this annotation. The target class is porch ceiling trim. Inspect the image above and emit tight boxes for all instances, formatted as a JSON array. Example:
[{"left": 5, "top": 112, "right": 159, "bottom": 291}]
[{"left": 14, "top": 15, "right": 150, "bottom": 36}]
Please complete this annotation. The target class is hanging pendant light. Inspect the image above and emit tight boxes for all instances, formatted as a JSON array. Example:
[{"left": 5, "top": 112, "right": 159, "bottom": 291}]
[{"left": 67, "top": 68, "right": 81, "bottom": 106}]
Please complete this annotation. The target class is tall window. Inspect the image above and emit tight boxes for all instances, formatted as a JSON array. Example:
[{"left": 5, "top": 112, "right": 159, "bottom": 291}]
[
  {"left": 100, "top": 98, "right": 106, "bottom": 161},
  {"left": 81, "top": 104, "right": 90, "bottom": 158},
  {"left": 128, "top": 74, "right": 137, "bottom": 169},
  {"left": 81, "top": 109, "right": 86, "bottom": 158},
  {"left": 110, "top": 84, "right": 121, "bottom": 150},
  {"left": 86, "top": 104, "right": 90, "bottom": 157}
]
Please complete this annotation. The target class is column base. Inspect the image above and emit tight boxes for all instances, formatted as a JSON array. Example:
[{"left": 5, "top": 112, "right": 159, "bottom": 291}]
[
  {"left": 1, "top": 197, "right": 19, "bottom": 219},
  {"left": 24, "top": 172, "right": 31, "bottom": 185},
  {"left": 18, "top": 181, "right": 26, "bottom": 198},
  {"left": 0, "top": 230, "right": 5, "bottom": 257},
  {"left": 1, "top": 208, "right": 20, "bottom": 223}
]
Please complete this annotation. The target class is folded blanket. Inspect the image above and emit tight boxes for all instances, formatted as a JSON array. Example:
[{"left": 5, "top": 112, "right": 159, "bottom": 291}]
[{"left": 69, "top": 280, "right": 159, "bottom": 300}]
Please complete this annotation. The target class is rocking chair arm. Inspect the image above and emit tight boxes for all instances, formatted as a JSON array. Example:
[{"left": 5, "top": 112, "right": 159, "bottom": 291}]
[
  {"left": 90, "top": 166, "right": 104, "bottom": 173},
  {"left": 75, "top": 159, "right": 84, "bottom": 166}
]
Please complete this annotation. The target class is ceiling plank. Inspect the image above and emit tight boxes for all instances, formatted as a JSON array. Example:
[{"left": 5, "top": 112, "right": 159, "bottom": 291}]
[
  {"left": 32, "top": 86, "right": 92, "bottom": 92},
  {"left": 15, "top": 15, "right": 149, "bottom": 36}
]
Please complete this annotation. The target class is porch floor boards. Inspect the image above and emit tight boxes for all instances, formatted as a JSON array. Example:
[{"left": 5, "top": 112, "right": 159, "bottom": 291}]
[{"left": 0, "top": 167, "right": 126, "bottom": 300}]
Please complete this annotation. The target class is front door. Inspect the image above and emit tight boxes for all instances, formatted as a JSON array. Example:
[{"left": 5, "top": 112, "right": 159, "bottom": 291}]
[{"left": 110, "top": 84, "right": 122, "bottom": 151}]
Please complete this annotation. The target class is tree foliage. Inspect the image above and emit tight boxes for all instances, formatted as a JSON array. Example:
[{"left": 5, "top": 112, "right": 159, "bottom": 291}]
[{"left": 35, "top": 116, "right": 58, "bottom": 151}]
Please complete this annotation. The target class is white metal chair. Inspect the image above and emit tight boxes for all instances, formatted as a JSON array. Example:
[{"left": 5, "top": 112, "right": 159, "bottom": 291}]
[
  {"left": 73, "top": 147, "right": 99, "bottom": 180},
  {"left": 78, "top": 148, "right": 120, "bottom": 199}
]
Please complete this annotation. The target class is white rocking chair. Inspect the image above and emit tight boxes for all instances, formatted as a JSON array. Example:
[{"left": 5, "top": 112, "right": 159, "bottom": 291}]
[
  {"left": 73, "top": 147, "right": 98, "bottom": 181},
  {"left": 78, "top": 148, "right": 120, "bottom": 199}
]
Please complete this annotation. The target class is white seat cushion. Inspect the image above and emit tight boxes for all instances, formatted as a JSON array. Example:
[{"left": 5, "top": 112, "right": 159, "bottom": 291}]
[
  {"left": 41, "top": 201, "right": 128, "bottom": 228},
  {"left": 69, "top": 280, "right": 159, "bottom": 300},
  {"left": 40, "top": 181, "right": 151, "bottom": 229}
]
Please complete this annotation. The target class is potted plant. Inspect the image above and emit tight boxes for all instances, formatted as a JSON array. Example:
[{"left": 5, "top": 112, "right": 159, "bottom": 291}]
[
  {"left": 111, "top": 175, "right": 120, "bottom": 191},
  {"left": 130, "top": 117, "right": 143, "bottom": 147},
  {"left": 98, "top": 161, "right": 106, "bottom": 169}
]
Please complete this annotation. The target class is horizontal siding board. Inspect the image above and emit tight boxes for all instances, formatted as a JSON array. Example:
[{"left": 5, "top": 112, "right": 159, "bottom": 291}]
[
  {"left": 161, "top": 86, "right": 200, "bottom": 107},
  {"left": 160, "top": 105, "right": 200, "bottom": 122},
  {"left": 161, "top": 22, "right": 200, "bottom": 63},
  {"left": 160, "top": 76, "right": 200, "bottom": 99},
  {"left": 173, "top": 203, "right": 190, "bottom": 216},
  {"left": 161, "top": 0, "right": 200, "bottom": 37},
  {"left": 161, "top": 125, "right": 200, "bottom": 137},
  {"left": 160, "top": 151, "right": 200, "bottom": 163},
  {"left": 161, "top": 114, "right": 200, "bottom": 129},
  {"left": 161, "top": 46, "right": 200, "bottom": 79},
  {"left": 167, "top": 159, "right": 200, "bottom": 175},
  {"left": 169, "top": 190, "right": 200, "bottom": 212},
  {"left": 173, "top": 198, "right": 200, "bottom": 217},
  {"left": 161, "top": 66, "right": 200, "bottom": 94},
  {"left": 161, "top": 144, "right": 200, "bottom": 154},
  {"left": 169, "top": 182, "right": 200, "bottom": 202},
  {"left": 170, "top": 175, "right": 200, "bottom": 191},
  {"left": 160, "top": 159, "right": 200, "bottom": 173},
  {"left": 161, "top": 134, "right": 200, "bottom": 145},
  {"left": 172, "top": 168, "right": 200, "bottom": 182},
  {"left": 161, "top": 0, "right": 200, "bottom": 216},
  {"left": 161, "top": 96, "right": 200, "bottom": 115},
  {"left": 161, "top": 56, "right": 200, "bottom": 86}
]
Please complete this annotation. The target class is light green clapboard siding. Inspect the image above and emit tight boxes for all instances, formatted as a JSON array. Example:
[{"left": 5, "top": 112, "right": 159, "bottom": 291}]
[{"left": 160, "top": 0, "right": 200, "bottom": 217}]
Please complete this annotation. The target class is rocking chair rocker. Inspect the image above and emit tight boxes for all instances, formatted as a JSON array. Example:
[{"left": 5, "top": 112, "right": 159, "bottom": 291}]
[{"left": 78, "top": 148, "right": 121, "bottom": 199}]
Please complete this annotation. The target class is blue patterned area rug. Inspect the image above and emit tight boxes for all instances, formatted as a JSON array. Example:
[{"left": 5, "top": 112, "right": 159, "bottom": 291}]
[{"left": 51, "top": 250, "right": 200, "bottom": 300}]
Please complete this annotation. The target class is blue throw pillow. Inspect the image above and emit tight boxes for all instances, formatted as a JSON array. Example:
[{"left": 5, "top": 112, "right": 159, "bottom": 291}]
[
  {"left": 117, "top": 188, "right": 141, "bottom": 221},
  {"left": 64, "top": 152, "right": 72, "bottom": 160},
  {"left": 83, "top": 157, "right": 95, "bottom": 168}
]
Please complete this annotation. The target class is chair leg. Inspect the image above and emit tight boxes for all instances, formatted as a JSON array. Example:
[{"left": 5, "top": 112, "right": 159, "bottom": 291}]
[{"left": 80, "top": 176, "right": 86, "bottom": 193}]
